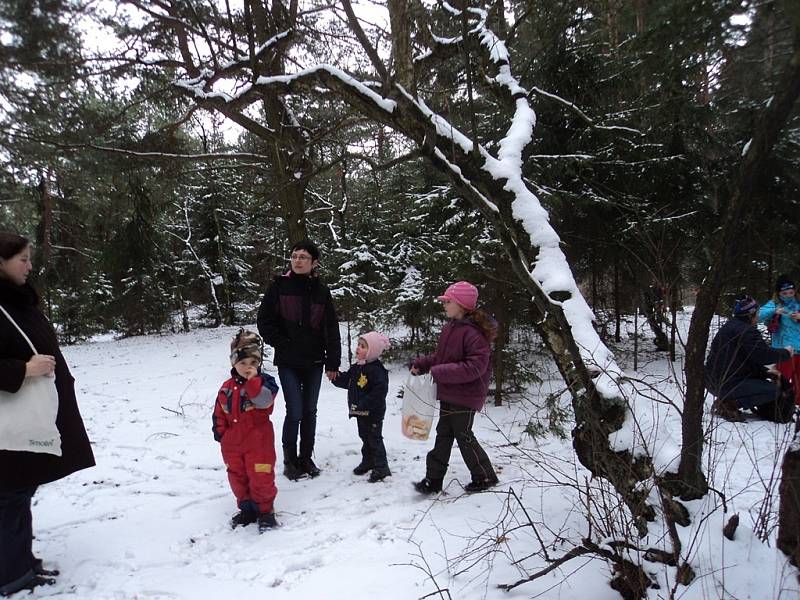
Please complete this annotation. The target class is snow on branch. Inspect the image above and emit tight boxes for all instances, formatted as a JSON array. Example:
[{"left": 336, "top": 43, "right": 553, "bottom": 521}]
[
  {"left": 432, "top": 148, "right": 499, "bottom": 213},
  {"left": 429, "top": 5, "right": 624, "bottom": 396},
  {"left": 175, "top": 64, "right": 397, "bottom": 115},
  {"left": 254, "top": 66, "right": 397, "bottom": 113},
  {"left": 173, "top": 29, "right": 294, "bottom": 99}
]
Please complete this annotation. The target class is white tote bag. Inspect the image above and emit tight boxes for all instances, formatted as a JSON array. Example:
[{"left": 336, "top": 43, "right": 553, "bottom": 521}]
[
  {"left": 0, "top": 305, "right": 62, "bottom": 456},
  {"left": 401, "top": 373, "right": 438, "bottom": 441}
]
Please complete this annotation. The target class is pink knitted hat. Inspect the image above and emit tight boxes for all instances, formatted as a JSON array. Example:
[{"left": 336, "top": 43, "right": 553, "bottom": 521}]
[
  {"left": 359, "top": 331, "right": 391, "bottom": 363},
  {"left": 437, "top": 281, "right": 478, "bottom": 311}
]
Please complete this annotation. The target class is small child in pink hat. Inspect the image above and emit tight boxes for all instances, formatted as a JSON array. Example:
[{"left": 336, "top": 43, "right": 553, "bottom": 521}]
[{"left": 332, "top": 331, "right": 392, "bottom": 482}]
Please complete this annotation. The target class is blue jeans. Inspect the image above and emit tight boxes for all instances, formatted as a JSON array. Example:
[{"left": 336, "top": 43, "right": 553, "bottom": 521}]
[
  {"left": 727, "top": 379, "right": 780, "bottom": 410},
  {"left": 0, "top": 487, "right": 37, "bottom": 595},
  {"left": 278, "top": 365, "right": 323, "bottom": 459}
]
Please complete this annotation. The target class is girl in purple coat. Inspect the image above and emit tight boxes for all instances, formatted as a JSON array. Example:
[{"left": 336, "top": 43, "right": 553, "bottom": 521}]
[{"left": 411, "top": 281, "right": 498, "bottom": 494}]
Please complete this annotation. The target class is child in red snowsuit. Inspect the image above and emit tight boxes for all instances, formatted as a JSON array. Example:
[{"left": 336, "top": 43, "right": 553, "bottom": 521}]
[{"left": 213, "top": 330, "right": 280, "bottom": 532}]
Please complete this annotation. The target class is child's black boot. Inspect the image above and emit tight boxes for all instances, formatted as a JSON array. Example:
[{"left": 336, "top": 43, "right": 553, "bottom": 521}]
[
  {"left": 368, "top": 467, "right": 391, "bottom": 483},
  {"left": 258, "top": 512, "right": 278, "bottom": 533},
  {"left": 353, "top": 461, "right": 373, "bottom": 475},
  {"left": 231, "top": 509, "right": 258, "bottom": 529},
  {"left": 464, "top": 474, "right": 499, "bottom": 493},
  {"left": 231, "top": 500, "right": 258, "bottom": 528},
  {"left": 413, "top": 477, "right": 442, "bottom": 494}
]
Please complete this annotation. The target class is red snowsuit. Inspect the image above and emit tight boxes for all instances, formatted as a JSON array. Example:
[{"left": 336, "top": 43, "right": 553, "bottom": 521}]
[
  {"left": 777, "top": 355, "right": 800, "bottom": 406},
  {"left": 213, "top": 371, "right": 279, "bottom": 513}
]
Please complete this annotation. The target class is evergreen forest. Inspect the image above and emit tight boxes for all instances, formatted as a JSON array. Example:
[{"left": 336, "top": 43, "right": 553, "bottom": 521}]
[{"left": 2, "top": 0, "right": 800, "bottom": 594}]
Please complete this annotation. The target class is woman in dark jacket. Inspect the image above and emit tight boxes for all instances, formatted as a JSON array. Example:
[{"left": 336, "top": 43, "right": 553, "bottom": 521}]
[
  {"left": 257, "top": 240, "right": 341, "bottom": 481},
  {"left": 0, "top": 232, "right": 95, "bottom": 596},
  {"left": 411, "top": 281, "right": 498, "bottom": 495}
]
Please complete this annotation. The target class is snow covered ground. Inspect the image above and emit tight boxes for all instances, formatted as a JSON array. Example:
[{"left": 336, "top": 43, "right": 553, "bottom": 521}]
[{"left": 22, "top": 322, "right": 800, "bottom": 599}]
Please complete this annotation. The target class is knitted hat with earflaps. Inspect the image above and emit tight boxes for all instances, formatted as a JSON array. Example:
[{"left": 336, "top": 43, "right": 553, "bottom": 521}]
[{"left": 230, "top": 329, "right": 263, "bottom": 365}]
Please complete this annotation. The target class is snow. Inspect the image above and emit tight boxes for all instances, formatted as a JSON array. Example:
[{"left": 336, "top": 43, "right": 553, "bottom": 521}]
[
  {"left": 175, "top": 66, "right": 396, "bottom": 115},
  {"left": 22, "top": 319, "right": 800, "bottom": 599},
  {"left": 255, "top": 67, "right": 397, "bottom": 114}
]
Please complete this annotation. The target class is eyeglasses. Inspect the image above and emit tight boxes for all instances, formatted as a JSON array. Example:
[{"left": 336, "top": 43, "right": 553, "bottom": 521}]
[{"left": 291, "top": 254, "right": 313, "bottom": 262}]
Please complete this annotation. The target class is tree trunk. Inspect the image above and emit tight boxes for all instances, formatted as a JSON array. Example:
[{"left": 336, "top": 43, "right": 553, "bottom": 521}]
[
  {"left": 212, "top": 205, "right": 233, "bottom": 325},
  {"left": 388, "top": 0, "right": 414, "bottom": 93},
  {"left": 37, "top": 173, "right": 54, "bottom": 319},
  {"left": 493, "top": 291, "right": 508, "bottom": 407},
  {"left": 613, "top": 256, "right": 621, "bottom": 343},
  {"left": 669, "top": 286, "right": 678, "bottom": 362},
  {"left": 641, "top": 288, "right": 669, "bottom": 352}
]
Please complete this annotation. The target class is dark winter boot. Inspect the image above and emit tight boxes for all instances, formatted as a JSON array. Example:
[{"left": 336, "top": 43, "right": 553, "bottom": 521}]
[
  {"left": 258, "top": 512, "right": 279, "bottom": 533},
  {"left": 413, "top": 477, "right": 443, "bottom": 495},
  {"left": 464, "top": 474, "right": 499, "bottom": 493},
  {"left": 711, "top": 397, "right": 745, "bottom": 422},
  {"left": 298, "top": 456, "right": 321, "bottom": 478},
  {"left": 368, "top": 468, "right": 391, "bottom": 483},
  {"left": 283, "top": 445, "right": 305, "bottom": 480},
  {"left": 33, "top": 558, "right": 59, "bottom": 577},
  {"left": 18, "top": 575, "right": 56, "bottom": 594},
  {"left": 230, "top": 509, "right": 258, "bottom": 529},
  {"left": 752, "top": 396, "right": 795, "bottom": 423},
  {"left": 353, "top": 461, "right": 373, "bottom": 475},
  {"left": 283, "top": 458, "right": 305, "bottom": 481}
]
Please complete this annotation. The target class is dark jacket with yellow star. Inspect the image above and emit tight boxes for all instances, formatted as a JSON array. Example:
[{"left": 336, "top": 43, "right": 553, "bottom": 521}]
[{"left": 332, "top": 359, "right": 389, "bottom": 419}]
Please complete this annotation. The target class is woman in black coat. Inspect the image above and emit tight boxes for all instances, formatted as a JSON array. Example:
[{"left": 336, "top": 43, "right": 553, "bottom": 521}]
[{"left": 0, "top": 232, "right": 95, "bottom": 596}]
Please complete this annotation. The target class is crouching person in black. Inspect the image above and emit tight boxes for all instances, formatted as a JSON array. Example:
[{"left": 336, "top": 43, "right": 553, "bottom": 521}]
[
  {"left": 705, "top": 295, "right": 794, "bottom": 422},
  {"left": 332, "top": 332, "right": 391, "bottom": 482}
]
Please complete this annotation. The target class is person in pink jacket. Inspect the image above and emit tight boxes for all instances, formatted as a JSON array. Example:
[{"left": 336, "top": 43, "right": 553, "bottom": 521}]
[{"left": 411, "top": 281, "right": 498, "bottom": 494}]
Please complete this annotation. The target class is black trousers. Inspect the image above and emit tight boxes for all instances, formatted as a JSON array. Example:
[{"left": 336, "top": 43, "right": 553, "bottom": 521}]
[
  {"left": 0, "top": 487, "right": 37, "bottom": 595},
  {"left": 356, "top": 416, "right": 389, "bottom": 471},
  {"left": 425, "top": 402, "right": 495, "bottom": 482}
]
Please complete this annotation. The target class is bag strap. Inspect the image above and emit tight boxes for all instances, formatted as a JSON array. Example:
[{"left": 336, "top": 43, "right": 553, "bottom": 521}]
[{"left": 0, "top": 303, "right": 38, "bottom": 354}]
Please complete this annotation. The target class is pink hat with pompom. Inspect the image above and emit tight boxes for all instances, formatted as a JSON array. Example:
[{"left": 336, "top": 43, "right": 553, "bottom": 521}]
[{"left": 437, "top": 281, "right": 478, "bottom": 311}]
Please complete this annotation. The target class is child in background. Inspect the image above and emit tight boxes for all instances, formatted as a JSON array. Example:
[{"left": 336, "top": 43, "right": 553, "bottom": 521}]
[
  {"left": 213, "top": 329, "right": 280, "bottom": 532},
  {"left": 759, "top": 275, "right": 800, "bottom": 351},
  {"left": 332, "top": 332, "right": 391, "bottom": 482},
  {"left": 759, "top": 275, "right": 800, "bottom": 406}
]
